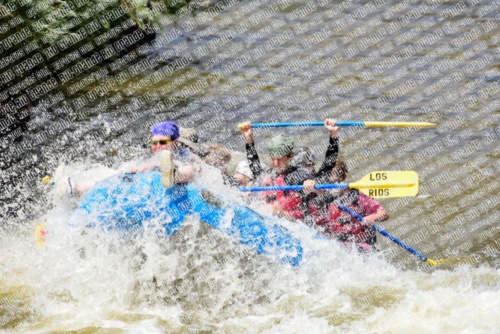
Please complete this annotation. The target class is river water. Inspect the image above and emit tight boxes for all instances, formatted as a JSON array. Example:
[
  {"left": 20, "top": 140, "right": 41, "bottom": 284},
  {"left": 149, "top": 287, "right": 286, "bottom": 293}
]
[{"left": 1, "top": 0, "right": 499, "bottom": 332}]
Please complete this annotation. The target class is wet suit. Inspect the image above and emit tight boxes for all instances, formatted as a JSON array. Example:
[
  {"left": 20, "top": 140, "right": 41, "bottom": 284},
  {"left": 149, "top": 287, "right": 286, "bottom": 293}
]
[{"left": 312, "top": 136, "right": 339, "bottom": 181}]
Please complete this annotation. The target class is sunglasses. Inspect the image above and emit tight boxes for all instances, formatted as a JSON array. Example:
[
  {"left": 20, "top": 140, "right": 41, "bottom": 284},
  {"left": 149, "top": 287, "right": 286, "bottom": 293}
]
[{"left": 149, "top": 139, "right": 173, "bottom": 145}]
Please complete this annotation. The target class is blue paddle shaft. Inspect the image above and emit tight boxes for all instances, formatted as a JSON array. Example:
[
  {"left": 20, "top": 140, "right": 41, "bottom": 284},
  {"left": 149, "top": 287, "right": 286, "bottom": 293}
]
[
  {"left": 371, "top": 225, "right": 427, "bottom": 261},
  {"left": 337, "top": 205, "right": 364, "bottom": 221},
  {"left": 239, "top": 184, "right": 349, "bottom": 192},
  {"left": 338, "top": 205, "right": 427, "bottom": 262},
  {"left": 251, "top": 121, "right": 365, "bottom": 128}
]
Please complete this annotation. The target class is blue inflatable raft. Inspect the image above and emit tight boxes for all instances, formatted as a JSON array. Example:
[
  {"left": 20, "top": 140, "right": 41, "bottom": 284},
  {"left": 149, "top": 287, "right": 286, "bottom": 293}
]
[{"left": 76, "top": 171, "right": 303, "bottom": 266}]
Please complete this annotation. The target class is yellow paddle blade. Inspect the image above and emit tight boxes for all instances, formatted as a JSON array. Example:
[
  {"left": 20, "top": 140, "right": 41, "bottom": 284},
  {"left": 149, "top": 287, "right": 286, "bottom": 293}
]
[
  {"left": 349, "top": 171, "right": 419, "bottom": 198},
  {"left": 34, "top": 224, "right": 47, "bottom": 249},
  {"left": 427, "top": 258, "right": 447, "bottom": 266},
  {"left": 42, "top": 176, "right": 52, "bottom": 184},
  {"left": 364, "top": 122, "right": 437, "bottom": 128},
  {"left": 427, "top": 255, "right": 483, "bottom": 269}
]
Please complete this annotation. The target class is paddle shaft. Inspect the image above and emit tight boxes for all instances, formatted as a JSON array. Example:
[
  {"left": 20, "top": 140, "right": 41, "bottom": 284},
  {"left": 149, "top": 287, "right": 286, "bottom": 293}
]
[
  {"left": 338, "top": 205, "right": 427, "bottom": 261},
  {"left": 239, "top": 182, "right": 414, "bottom": 192},
  {"left": 249, "top": 121, "right": 436, "bottom": 128},
  {"left": 372, "top": 225, "right": 427, "bottom": 261},
  {"left": 251, "top": 121, "right": 362, "bottom": 128},
  {"left": 240, "top": 184, "right": 349, "bottom": 192}
]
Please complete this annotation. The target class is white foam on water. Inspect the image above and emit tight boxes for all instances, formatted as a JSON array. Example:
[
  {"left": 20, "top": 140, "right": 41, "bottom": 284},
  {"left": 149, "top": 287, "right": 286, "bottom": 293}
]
[{"left": 2, "top": 163, "right": 500, "bottom": 333}]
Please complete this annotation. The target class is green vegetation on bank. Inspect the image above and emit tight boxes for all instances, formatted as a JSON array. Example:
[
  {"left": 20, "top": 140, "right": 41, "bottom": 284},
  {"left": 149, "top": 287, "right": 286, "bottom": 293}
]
[{"left": 0, "top": 0, "right": 198, "bottom": 113}]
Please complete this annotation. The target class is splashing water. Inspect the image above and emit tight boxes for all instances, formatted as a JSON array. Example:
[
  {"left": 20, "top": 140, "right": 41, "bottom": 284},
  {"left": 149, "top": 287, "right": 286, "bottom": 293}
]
[{"left": 1, "top": 163, "right": 499, "bottom": 333}]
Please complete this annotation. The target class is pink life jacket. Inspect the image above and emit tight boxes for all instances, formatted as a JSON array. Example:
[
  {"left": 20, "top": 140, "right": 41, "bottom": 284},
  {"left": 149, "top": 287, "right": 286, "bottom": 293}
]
[
  {"left": 309, "top": 189, "right": 382, "bottom": 245},
  {"left": 262, "top": 174, "right": 305, "bottom": 220}
]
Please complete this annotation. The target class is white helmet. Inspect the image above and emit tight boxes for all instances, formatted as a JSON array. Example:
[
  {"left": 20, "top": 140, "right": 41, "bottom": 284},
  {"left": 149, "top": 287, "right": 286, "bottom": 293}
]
[{"left": 235, "top": 160, "right": 253, "bottom": 180}]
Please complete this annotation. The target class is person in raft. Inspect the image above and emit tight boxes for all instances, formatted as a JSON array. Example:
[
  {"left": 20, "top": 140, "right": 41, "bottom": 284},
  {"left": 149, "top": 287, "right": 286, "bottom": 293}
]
[
  {"left": 153, "top": 121, "right": 200, "bottom": 188},
  {"left": 130, "top": 123, "right": 202, "bottom": 174},
  {"left": 202, "top": 143, "right": 238, "bottom": 186},
  {"left": 202, "top": 144, "right": 255, "bottom": 188},
  {"left": 51, "top": 121, "right": 199, "bottom": 196},
  {"left": 305, "top": 160, "right": 389, "bottom": 251},
  {"left": 238, "top": 119, "right": 337, "bottom": 220},
  {"left": 238, "top": 119, "right": 341, "bottom": 219}
]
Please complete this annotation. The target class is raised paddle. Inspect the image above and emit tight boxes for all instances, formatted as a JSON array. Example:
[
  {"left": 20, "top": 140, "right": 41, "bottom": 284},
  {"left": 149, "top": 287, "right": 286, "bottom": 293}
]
[
  {"left": 239, "top": 121, "right": 437, "bottom": 128},
  {"left": 240, "top": 171, "right": 419, "bottom": 198},
  {"left": 337, "top": 205, "right": 445, "bottom": 267}
]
